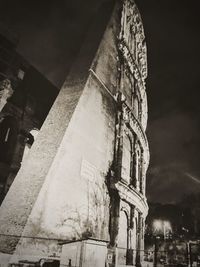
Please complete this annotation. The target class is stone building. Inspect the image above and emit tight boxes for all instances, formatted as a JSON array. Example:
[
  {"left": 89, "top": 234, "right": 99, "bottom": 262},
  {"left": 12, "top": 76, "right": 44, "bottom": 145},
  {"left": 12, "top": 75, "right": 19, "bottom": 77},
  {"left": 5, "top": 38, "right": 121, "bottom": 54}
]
[
  {"left": 0, "top": 24, "right": 59, "bottom": 204},
  {"left": 0, "top": 0, "right": 149, "bottom": 266}
]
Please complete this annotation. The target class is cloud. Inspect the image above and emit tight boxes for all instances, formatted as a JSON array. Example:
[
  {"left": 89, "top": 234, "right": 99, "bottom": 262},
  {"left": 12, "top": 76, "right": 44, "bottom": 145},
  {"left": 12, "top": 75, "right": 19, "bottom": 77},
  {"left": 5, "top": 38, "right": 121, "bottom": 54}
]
[
  {"left": 147, "top": 164, "right": 200, "bottom": 204},
  {"left": 147, "top": 111, "right": 200, "bottom": 203}
]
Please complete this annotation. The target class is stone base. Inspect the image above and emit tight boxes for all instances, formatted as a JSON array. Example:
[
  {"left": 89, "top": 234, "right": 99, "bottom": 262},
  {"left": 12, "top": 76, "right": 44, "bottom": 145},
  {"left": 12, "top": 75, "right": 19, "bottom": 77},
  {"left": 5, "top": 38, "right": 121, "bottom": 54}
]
[
  {"left": 60, "top": 238, "right": 108, "bottom": 267},
  {"left": 0, "top": 252, "right": 12, "bottom": 267}
]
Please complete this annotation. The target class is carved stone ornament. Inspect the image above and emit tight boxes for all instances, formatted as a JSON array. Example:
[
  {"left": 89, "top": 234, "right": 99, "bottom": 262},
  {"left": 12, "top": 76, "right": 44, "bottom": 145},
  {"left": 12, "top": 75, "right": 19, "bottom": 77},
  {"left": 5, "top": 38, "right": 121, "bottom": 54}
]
[
  {"left": 119, "top": 0, "right": 147, "bottom": 81},
  {"left": 0, "top": 79, "right": 14, "bottom": 112}
]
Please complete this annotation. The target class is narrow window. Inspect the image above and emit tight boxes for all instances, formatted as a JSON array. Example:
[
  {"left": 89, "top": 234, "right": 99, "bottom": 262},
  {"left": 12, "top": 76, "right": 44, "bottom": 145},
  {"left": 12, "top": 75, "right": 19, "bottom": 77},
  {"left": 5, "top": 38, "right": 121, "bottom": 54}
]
[{"left": 121, "top": 133, "right": 132, "bottom": 184}]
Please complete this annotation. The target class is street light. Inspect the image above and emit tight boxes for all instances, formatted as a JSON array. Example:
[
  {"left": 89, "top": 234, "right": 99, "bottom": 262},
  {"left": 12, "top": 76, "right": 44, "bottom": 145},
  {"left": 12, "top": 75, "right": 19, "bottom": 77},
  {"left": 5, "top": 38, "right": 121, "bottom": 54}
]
[
  {"left": 153, "top": 220, "right": 162, "bottom": 232},
  {"left": 152, "top": 220, "right": 172, "bottom": 267},
  {"left": 153, "top": 219, "right": 172, "bottom": 239}
]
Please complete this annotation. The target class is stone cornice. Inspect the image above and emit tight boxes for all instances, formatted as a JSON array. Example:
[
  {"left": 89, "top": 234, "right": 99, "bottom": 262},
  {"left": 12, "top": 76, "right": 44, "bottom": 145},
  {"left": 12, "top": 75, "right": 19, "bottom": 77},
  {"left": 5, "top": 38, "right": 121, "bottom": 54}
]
[
  {"left": 119, "top": 0, "right": 148, "bottom": 82},
  {"left": 122, "top": 102, "right": 150, "bottom": 167},
  {"left": 115, "top": 181, "right": 148, "bottom": 217}
]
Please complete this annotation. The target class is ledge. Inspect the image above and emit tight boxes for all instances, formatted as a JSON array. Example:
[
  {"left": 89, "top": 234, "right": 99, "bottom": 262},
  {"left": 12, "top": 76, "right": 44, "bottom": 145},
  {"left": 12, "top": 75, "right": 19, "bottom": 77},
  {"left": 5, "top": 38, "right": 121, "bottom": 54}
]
[
  {"left": 122, "top": 102, "right": 150, "bottom": 166},
  {"left": 115, "top": 181, "right": 148, "bottom": 217}
]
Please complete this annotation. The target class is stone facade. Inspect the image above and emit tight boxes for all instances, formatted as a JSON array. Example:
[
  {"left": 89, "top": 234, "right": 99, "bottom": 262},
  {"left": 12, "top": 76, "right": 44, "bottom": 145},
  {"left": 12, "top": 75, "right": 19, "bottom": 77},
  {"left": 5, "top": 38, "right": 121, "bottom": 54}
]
[{"left": 0, "top": 0, "right": 149, "bottom": 266}]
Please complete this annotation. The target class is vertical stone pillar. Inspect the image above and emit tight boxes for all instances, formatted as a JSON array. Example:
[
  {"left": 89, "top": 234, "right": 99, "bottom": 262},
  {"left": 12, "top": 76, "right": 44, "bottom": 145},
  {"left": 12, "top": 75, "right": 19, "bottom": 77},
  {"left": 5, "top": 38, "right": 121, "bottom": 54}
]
[
  {"left": 135, "top": 150, "right": 140, "bottom": 191},
  {"left": 106, "top": 186, "right": 121, "bottom": 267}
]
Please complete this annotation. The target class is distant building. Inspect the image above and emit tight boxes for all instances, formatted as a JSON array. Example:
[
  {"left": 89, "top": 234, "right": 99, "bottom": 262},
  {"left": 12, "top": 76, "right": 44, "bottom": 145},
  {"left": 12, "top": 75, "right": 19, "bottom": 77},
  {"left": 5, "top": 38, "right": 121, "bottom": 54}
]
[
  {"left": 0, "top": 24, "right": 59, "bottom": 203},
  {"left": 145, "top": 201, "right": 200, "bottom": 267},
  {"left": 0, "top": 0, "right": 149, "bottom": 266},
  {"left": 145, "top": 200, "right": 200, "bottom": 242}
]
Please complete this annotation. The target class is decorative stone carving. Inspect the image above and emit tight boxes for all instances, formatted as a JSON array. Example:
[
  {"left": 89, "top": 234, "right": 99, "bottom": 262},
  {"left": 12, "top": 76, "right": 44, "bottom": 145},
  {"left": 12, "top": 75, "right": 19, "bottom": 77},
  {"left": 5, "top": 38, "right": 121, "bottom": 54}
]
[
  {"left": 0, "top": 79, "right": 13, "bottom": 112},
  {"left": 119, "top": 0, "right": 147, "bottom": 82},
  {"left": 107, "top": 2, "right": 149, "bottom": 266}
]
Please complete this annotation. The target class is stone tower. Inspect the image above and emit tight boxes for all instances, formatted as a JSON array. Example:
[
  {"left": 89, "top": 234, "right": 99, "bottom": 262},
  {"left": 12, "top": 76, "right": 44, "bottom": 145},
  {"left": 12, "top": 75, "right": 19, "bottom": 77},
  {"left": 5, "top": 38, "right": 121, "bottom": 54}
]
[{"left": 0, "top": 0, "right": 149, "bottom": 266}]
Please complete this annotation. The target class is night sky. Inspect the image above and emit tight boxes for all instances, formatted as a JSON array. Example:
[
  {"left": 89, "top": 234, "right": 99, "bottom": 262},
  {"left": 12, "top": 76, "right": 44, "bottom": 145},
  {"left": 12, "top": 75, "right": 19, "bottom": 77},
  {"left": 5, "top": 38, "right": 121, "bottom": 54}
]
[{"left": 0, "top": 0, "right": 200, "bottom": 204}]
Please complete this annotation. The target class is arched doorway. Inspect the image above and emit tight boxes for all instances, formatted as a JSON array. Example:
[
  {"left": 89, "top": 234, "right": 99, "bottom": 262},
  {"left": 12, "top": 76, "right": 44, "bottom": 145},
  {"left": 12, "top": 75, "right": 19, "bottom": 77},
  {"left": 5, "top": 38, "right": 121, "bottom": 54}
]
[
  {"left": 118, "top": 209, "right": 129, "bottom": 266},
  {"left": 121, "top": 133, "right": 132, "bottom": 184}
]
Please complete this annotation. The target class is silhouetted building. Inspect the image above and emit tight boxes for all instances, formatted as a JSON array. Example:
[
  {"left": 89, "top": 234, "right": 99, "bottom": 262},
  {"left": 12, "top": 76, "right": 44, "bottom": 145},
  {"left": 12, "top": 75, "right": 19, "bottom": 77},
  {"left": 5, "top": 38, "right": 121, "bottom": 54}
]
[
  {"left": 0, "top": 24, "right": 59, "bottom": 203},
  {"left": 145, "top": 200, "right": 200, "bottom": 242}
]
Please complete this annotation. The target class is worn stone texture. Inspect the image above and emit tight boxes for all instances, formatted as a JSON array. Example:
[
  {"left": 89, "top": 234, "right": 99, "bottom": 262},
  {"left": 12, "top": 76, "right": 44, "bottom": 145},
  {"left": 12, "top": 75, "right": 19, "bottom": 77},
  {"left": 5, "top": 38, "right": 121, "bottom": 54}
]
[
  {"left": 0, "top": 78, "right": 84, "bottom": 253},
  {"left": 0, "top": 0, "right": 149, "bottom": 265},
  {"left": 12, "top": 3, "right": 121, "bottom": 254},
  {"left": 0, "top": 0, "right": 118, "bottom": 262},
  {"left": 11, "top": 75, "right": 116, "bottom": 262},
  {"left": 60, "top": 239, "right": 108, "bottom": 267}
]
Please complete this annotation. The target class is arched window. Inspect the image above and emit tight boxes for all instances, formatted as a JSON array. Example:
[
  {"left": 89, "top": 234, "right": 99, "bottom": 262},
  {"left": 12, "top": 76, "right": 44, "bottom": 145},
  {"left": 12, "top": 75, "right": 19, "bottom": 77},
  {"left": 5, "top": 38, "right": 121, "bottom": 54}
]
[
  {"left": 121, "top": 133, "right": 132, "bottom": 184},
  {"left": 118, "top": 206, "right": 135, "bottom": 266},
  {"left": 132, "top": 82, "right": 142, "bottom": 122},
  {"left": 132, "top": 142, "right": 143, "bottom": 191},
  {"left": 132, "top": 93, "right": 139, "bottom": 119},
  {"left": 118, "top": 209, "right": 129, "bottom": 265}
]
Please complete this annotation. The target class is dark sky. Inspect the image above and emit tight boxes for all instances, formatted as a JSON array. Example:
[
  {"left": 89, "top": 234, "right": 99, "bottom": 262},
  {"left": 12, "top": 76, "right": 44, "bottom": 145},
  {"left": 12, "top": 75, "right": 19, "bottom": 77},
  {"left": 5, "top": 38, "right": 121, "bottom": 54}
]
[
  {"left": 137, "top": 0, "right": 200, "bottom": 203},
  {"left": 0, "top": 0, "right": 200, "bottom": 204}
]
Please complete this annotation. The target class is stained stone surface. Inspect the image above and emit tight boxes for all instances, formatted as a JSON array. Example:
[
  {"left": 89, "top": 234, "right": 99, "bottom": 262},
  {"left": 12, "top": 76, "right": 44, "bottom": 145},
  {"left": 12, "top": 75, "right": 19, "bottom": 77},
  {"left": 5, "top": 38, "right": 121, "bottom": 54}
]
[{"left": 0, "top": 0, "right": 149, "bottom": 265}]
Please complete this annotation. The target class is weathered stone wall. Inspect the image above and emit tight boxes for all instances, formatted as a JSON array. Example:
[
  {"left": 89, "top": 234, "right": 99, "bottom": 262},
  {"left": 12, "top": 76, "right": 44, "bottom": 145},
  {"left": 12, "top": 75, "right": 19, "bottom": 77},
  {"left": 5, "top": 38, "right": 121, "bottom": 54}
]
[
  {"left": 0, "top": 81, "right": 84, "bottom": 255},
  {"left": 0, "top": 0, "right": 149, "bottom": 265},
  {"left": 11, "top": 73, "right": 116, "bottom": 262},
  {"left": 9, "top": 3, "right": 122, "bottom": 261},
  {"left": 0, "top": 0, "right": 119, "bottom": 263}
]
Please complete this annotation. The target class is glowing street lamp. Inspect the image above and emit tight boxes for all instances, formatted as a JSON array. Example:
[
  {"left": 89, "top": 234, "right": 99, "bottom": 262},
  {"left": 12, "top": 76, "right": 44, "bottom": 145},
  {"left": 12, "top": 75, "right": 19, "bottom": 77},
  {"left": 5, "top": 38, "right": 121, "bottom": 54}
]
[
  {"left": 153, "top": 220, "right": 162, "bottom": 232},
  {"left": 152, "top": 220, "right": 172, "bottom": 267},
  {"left": 153, "top": 219, "right": 172, "bottom": 239}
]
